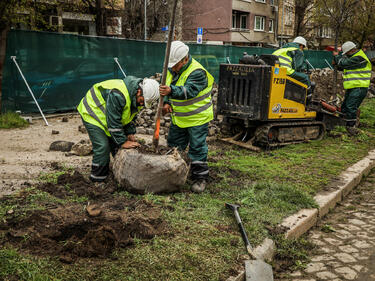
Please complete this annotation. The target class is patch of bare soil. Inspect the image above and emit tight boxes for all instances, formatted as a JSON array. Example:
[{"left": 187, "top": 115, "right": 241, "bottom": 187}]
[
  {"left": 136, "top": 144, "right": 171, "bottom": 155},
  {"left": 310, "top": 69, "right": 344, "bottom": 101},
  {"left": 0, "top": 169, "right": 167, "bottom": 263},
  {"left": 38, "top": 170, "right": 116, "bottom": 200}
]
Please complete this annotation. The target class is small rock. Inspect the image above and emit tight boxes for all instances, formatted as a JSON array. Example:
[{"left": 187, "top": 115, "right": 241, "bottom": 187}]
[
  {"left": 137, "top": 117, "right": 145, "bottom": 125},
  {"left": 78, "top": 125, "right": 87, "bottom": 134},
  {"left": 71, "top": 139, "right": 92, "bottom": 156},
  {"left": 137, "top": 127, "right": 146, "bottom": 134},
  {"left": 49, "top": 141, "right": 74, "bottom": 152},
  {"left": 52, "top": 130, "right": 59, "bottom": 135},
  {"left": 208, "top": 128, "right": 216, "bottom": 136},
  {"left": 86, "top": 204, "right": 102, "bottom": 217},
  {"left": 59, "top": 255, "right": 73, "bottom": 264},
  {"left": 146, "top": 128, "right": 154, "bottom": 135},
  {"left": 7, "top": 209, "right": 14, "bottom": 215}
]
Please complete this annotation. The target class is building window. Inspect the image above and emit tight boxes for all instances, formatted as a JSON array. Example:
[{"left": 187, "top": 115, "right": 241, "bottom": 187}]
[
  {"left": 232, "top": 11, "right": 249, "bottom": 30},
  {"left": 240, "top": 15, "right": 247, "bottom": 29},
  {"left": 268, "top": 19, "right": 274, "bottom": 32},
  {"left": 319, "top": 26, "right": 333, "bottom": 38},
  {"left": 284, "top": 5, "right": 293, "bottom": 26},
  {"left": 254, "top": 16, "right": 265, "bottom": 31}
]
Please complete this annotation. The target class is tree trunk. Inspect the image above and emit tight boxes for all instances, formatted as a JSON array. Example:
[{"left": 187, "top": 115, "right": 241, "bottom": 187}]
[
  {"left": 334, "top": 29, "right": 339, "bottom": 97},
  {"left": 0, "top": 28, "right": 9, "bottom": 112},
  {"left": 96, "top": 0, "right": 106, "bottom": 36}
]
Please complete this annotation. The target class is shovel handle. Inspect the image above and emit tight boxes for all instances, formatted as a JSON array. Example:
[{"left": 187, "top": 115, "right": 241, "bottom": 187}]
[
  {"left": 237, "top": 221, "right": 251, "bottom": 250},
  {"left": 233, "top": 209, "right": 255, "bottom": 258}
]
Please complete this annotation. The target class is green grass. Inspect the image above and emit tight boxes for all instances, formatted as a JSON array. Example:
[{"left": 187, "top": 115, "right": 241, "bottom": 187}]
[
  {"left": 0, "top": 112, "right": 29, "bottom": 129},
  {"left": 1, "top": 98, "right": 375, "bottom": 280}
]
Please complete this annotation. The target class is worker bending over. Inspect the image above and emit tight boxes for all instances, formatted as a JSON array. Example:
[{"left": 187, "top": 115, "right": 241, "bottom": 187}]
[
  {"left": 333, "top": 41, "right": 372, "bottom": 135},
  {"left": 273, "top": 36, "right": 314, "bottom": 96},
  {"left": 159, "top": 41, "right": 214, "bottom": 193},
  {"left": 77, "top": 76, "right": 160, "bottom": 182}
]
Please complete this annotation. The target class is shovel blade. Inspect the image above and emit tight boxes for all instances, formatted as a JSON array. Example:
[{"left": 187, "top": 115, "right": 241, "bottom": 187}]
[{"left": 245, "top": 260, "right": 274, "bottom": 281}]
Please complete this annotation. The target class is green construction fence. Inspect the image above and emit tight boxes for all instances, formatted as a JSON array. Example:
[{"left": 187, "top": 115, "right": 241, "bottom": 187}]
[{"left": 2, "top": 30, "right": 334, "bottom": 113}]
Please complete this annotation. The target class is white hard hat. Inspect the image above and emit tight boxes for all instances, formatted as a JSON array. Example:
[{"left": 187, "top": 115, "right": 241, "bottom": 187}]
[
  {"left": 342, "top": 41, "right": 356, "bottom": 55},
  {"left": 168, "top": 41, "right": 189, "bottom": 68},
  {"left": 141, "top": 78, "right": 160, "bottom": 108},
  {"left": 293, "top": 36, "right": 307, "bottom": 47}
]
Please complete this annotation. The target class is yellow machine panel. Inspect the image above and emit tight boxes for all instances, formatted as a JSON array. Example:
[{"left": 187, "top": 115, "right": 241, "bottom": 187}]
[{"left": 267, "top": 65, "right": 316, "bottom": 120}]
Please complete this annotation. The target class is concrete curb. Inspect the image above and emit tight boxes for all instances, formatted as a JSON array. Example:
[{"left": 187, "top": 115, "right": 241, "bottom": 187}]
[{"left": 226, "top": 149, "right": 375, "bottom": 281}]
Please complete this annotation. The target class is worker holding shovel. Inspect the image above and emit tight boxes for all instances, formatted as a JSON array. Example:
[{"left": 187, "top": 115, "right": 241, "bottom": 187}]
[
  {"left": 159, "top": 41, "right": 214, "bottom": 193},
  {"left": 77, "top": 76, "right": 160, "bottom": 182}
]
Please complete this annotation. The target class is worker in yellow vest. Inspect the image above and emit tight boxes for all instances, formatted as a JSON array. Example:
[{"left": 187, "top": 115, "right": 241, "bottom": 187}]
[
  {"left": 159, "top": 41, "right": 214, "bottom": 193},
  {"left": 272, "top": 36, "right": 314, "bottom": 97},
  {"left": 333, "top": 41, "right": 372, "bottom": 135},
  {"left": 77, "top": 77, "right": 160, "bottom": 182}
]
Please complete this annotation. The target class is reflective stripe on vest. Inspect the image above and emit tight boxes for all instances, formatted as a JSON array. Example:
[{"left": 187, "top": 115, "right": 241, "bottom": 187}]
[
  {"left": 77, "top": 79, "right": 139, "bottom": 136},
  {"left": 272, "top": 47, "right": 298, "bottom": 75},
  {"left": 343, "top": 50, "right": 372, "bottom": 89},
  {"left": 166, "top": 59, "right": 214, "bottom": 128}
]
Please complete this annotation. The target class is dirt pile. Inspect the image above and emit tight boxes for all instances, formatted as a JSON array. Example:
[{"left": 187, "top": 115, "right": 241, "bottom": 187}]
[
  {"left": 310, "top": 68, "right": 344, "bottom": 101},
  {"left": 0, "top": 169, "right": 167, "bottom": 263}
]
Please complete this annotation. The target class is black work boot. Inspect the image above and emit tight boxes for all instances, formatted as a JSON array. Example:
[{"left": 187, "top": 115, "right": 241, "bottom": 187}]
[
  {"left": 346, "top": 126, "right": 360, "bottom": 136},
  {"left": 191, "top": 179, "right": 207, "bottom": 193},
  {"left": 190, "top": 161, "right": 208, "bottom": 193}
]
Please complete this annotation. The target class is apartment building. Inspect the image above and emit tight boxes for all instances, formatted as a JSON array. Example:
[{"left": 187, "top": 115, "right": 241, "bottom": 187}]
[
  {"left": 277, "top": 0, "right": 295, "bottom": 46},
  {"left": 181, "top": 0, "right": 278, "bottom": 47},
  {"left": 13, "top": 0, "right": 124, "bottom": 36}
]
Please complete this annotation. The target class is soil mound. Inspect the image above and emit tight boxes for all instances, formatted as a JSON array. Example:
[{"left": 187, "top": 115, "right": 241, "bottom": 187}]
[
  {"left": 310, "top": 69, "right": 344, "bottom": 101},
  {"left": 0, "top": 170, "right": 167, "bottom": 263},
  {"left": 38, "top": 170, "right": 116, "bottom": 200}
]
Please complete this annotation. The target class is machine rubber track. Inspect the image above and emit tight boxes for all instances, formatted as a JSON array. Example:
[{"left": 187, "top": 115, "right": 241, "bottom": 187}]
[{"left": 254, "top": 121, "right": 326, "bottom": 147}]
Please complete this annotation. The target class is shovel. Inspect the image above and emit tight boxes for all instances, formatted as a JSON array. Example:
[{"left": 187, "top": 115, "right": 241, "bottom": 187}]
[{"left": 225, "top": 203, "right": 274, "bottom": 281}]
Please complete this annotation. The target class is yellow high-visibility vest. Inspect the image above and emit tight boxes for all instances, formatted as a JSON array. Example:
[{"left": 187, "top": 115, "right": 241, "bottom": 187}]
[
  {"left": 77, "top": 79, "right": 140, "bottom": 136},
  {"left": 166, "top": 59, "right": 214, "bottom": 128},
  {"left": 343, "top": 50, "right": 371, "bottom": 89},
  {"left": 272, "top": 47, "right": 299, "bottom": 75}
]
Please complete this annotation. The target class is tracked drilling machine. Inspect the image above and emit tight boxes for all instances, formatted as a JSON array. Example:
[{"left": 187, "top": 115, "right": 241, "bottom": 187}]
[{"left": 217, "top": 54, "right": 346, "bottom": 150}]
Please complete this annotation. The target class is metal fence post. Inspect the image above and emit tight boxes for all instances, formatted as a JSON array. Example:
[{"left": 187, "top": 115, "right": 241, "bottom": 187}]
[
  {"left": 11, "top": 56, "right": 49, "bottom": 126},
  {"left": 114, "top": 57, "right": 127, "bottom": 78}
]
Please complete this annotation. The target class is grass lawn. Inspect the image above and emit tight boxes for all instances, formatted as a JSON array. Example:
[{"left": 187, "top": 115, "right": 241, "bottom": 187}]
[
  {"left": 0, "top": 112, "right": 29, "bottom": 129},
  {"left": 1, "top": 98, "right": 375, "bottom": 280}
]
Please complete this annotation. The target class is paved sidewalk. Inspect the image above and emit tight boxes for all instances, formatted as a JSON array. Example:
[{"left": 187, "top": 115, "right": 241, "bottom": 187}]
[{"left": 276, "top": 171, "right": 375, "bottom": 281}]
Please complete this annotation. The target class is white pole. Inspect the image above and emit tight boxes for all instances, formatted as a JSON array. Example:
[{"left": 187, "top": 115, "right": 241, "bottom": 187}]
[
  {"left": 144, "top": 0, "right": 147, "bottom": 40},
  {"left": 11, "top": 56, "right": 49, "bottom": 126},
  {"left": 114, "top": 57, "right": 127, "bottom": 78},
  {"left": 325, "top": 59, "right": 334, "bottom": 70},
  {"left": 306, "top": 59, "right": 315, "bottom": 71},
  {"left": 280, "top": 0, "right": 284, "bottom": 47}
]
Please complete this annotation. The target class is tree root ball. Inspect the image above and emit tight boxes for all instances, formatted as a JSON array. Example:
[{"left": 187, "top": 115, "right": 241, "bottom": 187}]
[{"left": 112, "top": 148, "right": 189, "bottom": 194}]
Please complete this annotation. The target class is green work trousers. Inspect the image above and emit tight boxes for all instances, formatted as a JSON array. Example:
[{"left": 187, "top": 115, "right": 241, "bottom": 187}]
[
  {"left": 289, "top": 71, "right": 311, "bottom": 87},
  {"left": 341, "top": 87, "right": 367, "bottom": 125},
  {"left": 167, "top": 122, "right": 209, "bottom": 181},
  {"left": 83, "top": 120, "right": 119, "bottom": 181}
]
